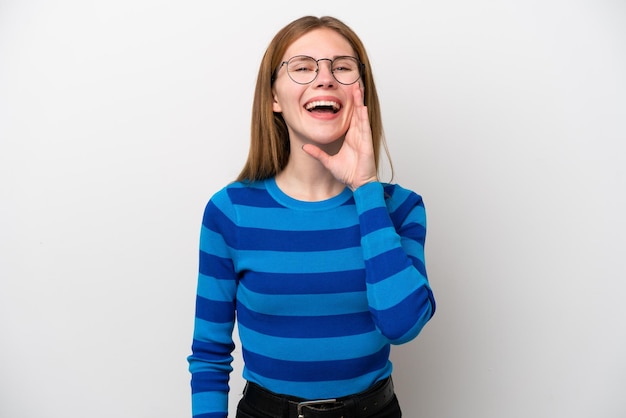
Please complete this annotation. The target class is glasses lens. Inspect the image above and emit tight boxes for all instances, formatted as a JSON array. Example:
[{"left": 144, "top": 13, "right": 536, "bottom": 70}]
[
  {"left": 331, "top": 57, "right": 361, "bottom": 85},
  {"left": 286, "top": 56, "right": 318, "bottom": 84}
]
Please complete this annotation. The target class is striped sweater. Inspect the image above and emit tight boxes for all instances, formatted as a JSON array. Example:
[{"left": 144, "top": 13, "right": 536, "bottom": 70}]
[{"left": 188, "top": 179, "right": 435, "bottom": 418}]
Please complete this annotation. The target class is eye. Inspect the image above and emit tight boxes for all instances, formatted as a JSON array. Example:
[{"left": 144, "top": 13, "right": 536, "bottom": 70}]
[
  {"left": 332, "top": 57, "right": 357, "bottom": 73},
  {"left": 288, "top": 57, "right": 316, "bottom": 73}
]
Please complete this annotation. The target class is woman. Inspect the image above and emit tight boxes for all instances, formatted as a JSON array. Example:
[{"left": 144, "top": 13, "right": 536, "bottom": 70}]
[{"left": 188, "top": 15, "right": 436, "bottom": 418}]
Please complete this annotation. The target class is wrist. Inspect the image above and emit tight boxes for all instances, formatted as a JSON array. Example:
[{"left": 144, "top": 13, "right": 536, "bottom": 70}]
[{"left": 350, "top": 176, "right": 379, "bottom": 191}]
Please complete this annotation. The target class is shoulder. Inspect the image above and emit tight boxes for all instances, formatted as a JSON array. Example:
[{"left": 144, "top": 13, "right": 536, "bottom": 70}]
[
  {"left": 201, "top": 180, "right": 265, "bottom": 220},
  {"left": 382, "top": 183, "right": 424, "bottom": 208},
  {"left": 207, "top": 180, "right": 267, "bottom": 206},
  {"left": 381, "top": 183, "right": 427, "bottom": 228}
]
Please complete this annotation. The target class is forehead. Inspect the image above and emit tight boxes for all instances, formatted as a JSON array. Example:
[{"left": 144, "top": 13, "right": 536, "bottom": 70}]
[{"left": 283, "top": 28, "right": 355, "bottom": 59}]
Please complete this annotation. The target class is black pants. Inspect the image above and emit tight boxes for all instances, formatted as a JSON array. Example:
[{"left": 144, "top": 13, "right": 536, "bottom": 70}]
[{"left": 235, "top": 380, "right": 402, "bottom": 418}]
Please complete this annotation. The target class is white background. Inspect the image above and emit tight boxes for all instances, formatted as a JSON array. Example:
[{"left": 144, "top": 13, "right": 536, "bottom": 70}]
[{"left": 1, "top": 1, "right": 625, "bottom": 417}]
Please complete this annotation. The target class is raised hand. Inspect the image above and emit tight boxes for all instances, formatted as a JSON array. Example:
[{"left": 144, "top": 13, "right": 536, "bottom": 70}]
[{"left": 302, "top": 83, "right": 378, "bottom": 191}]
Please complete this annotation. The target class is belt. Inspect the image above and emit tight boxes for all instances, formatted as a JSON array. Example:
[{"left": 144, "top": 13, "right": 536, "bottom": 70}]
[{"left": 241, "top": 377, "right": 395, "bottom": 418}]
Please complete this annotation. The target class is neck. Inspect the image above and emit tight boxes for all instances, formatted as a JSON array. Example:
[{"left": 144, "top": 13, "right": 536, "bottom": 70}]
[{"left": 275, "top": 147, "right": 345, "bottom": 202}]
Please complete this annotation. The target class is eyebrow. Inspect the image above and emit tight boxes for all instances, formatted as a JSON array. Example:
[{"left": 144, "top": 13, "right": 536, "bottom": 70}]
[{"left": 285, "top": 54, "right": 358, "bottom": 60}]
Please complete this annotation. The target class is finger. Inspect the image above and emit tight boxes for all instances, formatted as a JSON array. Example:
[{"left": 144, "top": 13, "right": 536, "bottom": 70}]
[
  {"left": 353, "top": 82, "right": 365, "bottom": 108},
  {"left": 349, "top": 85, "right": 364, "bottom": 128},
  {"left": 357, "top": 79, "right": 365, "bottom": 105},
  {"left": 351, "top": 84, "right": 369, "bottom": 132},
  {"left": 302, "top": 143, "right": 331, "bottom": 165}
]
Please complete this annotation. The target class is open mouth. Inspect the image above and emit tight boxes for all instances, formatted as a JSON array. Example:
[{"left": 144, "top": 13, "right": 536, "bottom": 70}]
[{"left": 305, "top": 100, "right": 341, "bottom": 114}]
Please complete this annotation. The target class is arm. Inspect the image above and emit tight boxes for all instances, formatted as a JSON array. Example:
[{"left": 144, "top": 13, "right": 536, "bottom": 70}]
[
  {"left": 187, "top": 195, "right": 238, "bottom": 418},
  {"left": 301, "top": 83, "right": 434, "bottom": 343},
  {"left": 354, "top": 181, "right": 435, "bottom": 344}
]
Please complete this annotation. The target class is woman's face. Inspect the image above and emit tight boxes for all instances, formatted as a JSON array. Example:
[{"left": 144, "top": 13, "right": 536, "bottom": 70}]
[{"left": 272, "top": 28, "right": 362, "bottom": 149}]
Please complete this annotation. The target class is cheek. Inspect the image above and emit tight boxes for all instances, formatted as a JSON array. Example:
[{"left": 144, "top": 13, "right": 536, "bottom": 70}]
[{"left": 272, "top": 81, "right": 307, "bottom": 114}]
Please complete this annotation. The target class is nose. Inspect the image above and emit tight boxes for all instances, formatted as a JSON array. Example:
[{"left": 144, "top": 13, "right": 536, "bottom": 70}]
[{"left": 314, "top": 58, "right": 336, "bottom": 86}]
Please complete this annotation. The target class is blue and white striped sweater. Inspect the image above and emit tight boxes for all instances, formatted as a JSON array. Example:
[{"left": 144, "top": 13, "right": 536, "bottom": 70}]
[{"left": 188, "top": 179, "right": 435, "bottom": 418}]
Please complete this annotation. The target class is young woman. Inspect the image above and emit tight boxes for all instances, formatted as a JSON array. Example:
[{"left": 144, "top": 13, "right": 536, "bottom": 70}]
[{"left": 188, "top": 15, "right": 436, "bottom": 418}]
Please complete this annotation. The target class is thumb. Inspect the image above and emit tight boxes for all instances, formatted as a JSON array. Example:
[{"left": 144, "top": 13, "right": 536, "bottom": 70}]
[{"left": 302, "top": 143, "right": 331, "bottom": 167}]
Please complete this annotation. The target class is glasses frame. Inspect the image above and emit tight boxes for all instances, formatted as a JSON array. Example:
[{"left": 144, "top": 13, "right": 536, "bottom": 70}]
[{"left": 275, "top": 55, "right": 365, "bottom": 85}]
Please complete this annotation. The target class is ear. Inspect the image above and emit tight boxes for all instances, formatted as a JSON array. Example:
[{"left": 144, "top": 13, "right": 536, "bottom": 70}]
[{"left": 272, "top": 88, "right": 282, "bottom": 113}]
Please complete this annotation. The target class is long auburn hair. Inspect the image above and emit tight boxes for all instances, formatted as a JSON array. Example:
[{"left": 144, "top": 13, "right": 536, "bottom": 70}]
[{"left": 236, "top": 15, "right": 392, "bottom": 182}]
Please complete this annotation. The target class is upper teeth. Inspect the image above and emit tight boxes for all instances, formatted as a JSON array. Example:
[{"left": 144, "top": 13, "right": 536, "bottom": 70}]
[{"left": 305, "top": 100, "right": 340, "bottom": 111}]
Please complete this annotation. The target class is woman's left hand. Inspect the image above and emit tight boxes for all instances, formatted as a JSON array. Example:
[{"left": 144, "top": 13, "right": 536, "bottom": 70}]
[{"left": 302, "top": 83, "right": 378, "bottom": 191}]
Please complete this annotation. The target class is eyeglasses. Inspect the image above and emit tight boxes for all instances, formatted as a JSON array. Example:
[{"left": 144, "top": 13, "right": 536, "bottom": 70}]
[{"left": 276, "top": 55, "right": 364, "bottom": 85}]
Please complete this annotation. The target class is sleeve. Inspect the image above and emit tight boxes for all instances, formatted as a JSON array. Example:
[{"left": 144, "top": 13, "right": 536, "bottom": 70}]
[
  {"left": 187, "top": 192, "right": 239, "bottom": 418},
  {"left": 353, "top": 181, "right": 436, "bottom": 344}
]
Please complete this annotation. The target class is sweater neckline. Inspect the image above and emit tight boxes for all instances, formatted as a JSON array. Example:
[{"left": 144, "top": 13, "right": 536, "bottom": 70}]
[{"left": 264, "top": 178, "right": 353, "bottom": 211}]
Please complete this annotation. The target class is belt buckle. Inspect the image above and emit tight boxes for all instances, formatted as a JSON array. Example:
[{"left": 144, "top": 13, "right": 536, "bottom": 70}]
[{"left": 297, "top": 398, "right": 338, "bottom": 418}]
